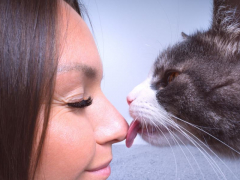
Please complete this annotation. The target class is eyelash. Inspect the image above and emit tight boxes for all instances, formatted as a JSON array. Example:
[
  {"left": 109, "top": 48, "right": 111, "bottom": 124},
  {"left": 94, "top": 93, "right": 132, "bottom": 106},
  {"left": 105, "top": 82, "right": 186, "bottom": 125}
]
[{"left": 67, "top": 97, "right": 93, "bottom": 108}]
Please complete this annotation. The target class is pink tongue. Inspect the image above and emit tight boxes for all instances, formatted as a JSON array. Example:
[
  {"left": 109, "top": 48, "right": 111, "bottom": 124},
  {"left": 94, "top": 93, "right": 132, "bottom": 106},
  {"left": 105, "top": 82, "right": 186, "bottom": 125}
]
[{"left": 126, "top": 120, "right": 141, "bottom": 148}]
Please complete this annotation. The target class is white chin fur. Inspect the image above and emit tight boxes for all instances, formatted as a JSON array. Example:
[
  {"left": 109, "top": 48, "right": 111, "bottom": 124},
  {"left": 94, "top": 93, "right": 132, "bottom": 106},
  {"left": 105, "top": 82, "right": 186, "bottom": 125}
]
[
  {"left": 128, "top": 77, "right": 191, "bottom": 147},
  {"left": 140, "top": 130, "right": 192, "bottom": 147}
]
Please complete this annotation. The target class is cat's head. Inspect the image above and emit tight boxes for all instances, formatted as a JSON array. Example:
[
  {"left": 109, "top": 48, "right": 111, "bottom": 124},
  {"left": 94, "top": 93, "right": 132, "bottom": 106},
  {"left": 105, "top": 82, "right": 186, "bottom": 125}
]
[{"left": 126, "top": 0, "right": 240, "bottom": 156}]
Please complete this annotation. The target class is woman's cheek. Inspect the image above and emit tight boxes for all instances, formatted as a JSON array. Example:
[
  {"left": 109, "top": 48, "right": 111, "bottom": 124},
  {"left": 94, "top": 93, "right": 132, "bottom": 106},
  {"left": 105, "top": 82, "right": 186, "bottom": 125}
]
[{"left": 39, "top": 107, "right": 96, "bottom": 179}]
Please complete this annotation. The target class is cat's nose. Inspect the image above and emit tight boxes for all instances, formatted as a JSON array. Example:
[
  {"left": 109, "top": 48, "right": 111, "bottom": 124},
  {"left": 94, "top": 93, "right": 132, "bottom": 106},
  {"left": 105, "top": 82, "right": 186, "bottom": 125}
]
[{"left": 127, "top": 95, "right": 134, "bottom": 105}]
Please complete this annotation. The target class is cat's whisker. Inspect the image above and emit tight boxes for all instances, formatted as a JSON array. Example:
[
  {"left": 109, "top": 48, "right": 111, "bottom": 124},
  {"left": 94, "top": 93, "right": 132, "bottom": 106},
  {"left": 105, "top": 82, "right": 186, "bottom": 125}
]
[
  {"left": 147, "top": 109, "right": 227, "bottom": 180},
  {"left": 147, "top": 109, "right": 206, "bottom": 178},
  {"left": 165, "top": 121, "right": 227, "bottom": 180},
  {"left": 170, "top": 114, "right": 240, "bottom": 155},
  {"left": 132, "top": 102, "right": 238, "bottom": 179},
  {"left": 166, "top": 127, "right": 207, "bottom": 179},
  {"left": 151, "top": 115, "right": 217, "bottom": 180},
  {"left": 142, "top": 113, "right": 179, "bottom": 178},
  {"left": 152, "top": 122, "right": 179, "bottom": 178},
  {"left": 165, "top": 116, "right": 238, "bottom": 180},
  {"left": 151, "top": 119, "right": 201, "bottom": 178},
  {"left": 139, "top": 111, "right": 151, "bottom": 143}
]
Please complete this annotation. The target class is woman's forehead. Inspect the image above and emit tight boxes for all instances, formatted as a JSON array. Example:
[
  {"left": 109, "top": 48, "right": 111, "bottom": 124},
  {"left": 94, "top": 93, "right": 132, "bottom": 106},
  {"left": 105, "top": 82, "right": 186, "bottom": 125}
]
[{"left": 57, "top": 0, "right": 103, "bottom": 78}]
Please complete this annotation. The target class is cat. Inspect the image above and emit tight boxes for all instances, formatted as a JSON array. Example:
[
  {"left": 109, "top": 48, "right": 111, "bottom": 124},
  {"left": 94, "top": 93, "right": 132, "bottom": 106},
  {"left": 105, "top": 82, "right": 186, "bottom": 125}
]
[{"left": 126, "top": 0, "right": 240, "bottom": 158}]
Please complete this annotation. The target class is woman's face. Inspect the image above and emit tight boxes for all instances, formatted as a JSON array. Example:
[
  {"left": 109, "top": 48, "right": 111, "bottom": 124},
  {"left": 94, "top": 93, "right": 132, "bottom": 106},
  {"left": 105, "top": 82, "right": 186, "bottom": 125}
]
[{"left": 35, "top": 2, "right": 128, "bottom": 180}]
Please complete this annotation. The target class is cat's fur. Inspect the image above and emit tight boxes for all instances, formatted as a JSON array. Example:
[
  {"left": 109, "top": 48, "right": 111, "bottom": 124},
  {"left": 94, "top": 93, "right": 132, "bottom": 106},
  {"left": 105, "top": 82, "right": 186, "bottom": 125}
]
[{"left": 128, "top": 0, "right": 240, "bottom": 157}]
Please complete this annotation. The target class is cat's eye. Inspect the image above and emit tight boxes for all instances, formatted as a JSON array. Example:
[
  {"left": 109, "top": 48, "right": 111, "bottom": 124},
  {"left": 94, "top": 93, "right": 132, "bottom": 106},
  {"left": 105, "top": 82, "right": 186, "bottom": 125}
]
[
  {"left": 167, "top": 72, "right": 179, "bottom": 84},
  {"left": 151, "top": 70, "right": 180, "bottom": 90},
  {"left": 67, "top": 97, "right": 92, "bottom": 108}
]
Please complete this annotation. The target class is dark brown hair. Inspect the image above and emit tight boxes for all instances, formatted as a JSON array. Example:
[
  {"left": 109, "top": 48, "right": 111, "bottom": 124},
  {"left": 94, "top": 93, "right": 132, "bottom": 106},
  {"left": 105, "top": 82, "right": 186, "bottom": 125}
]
[{"left": 0, "top": 0, "right": 82, "bottom": 179}]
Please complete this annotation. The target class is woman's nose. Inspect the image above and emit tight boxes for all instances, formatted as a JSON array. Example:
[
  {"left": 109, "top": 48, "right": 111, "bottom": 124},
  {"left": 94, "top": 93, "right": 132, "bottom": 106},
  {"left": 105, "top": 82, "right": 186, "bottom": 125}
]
[{"left": 95, "top": 96, "right": 129, "bottom": 145}]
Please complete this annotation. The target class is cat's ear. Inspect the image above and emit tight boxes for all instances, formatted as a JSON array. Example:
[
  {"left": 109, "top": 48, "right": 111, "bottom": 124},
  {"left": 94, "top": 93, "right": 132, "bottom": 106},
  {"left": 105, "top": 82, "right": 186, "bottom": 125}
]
[
  {"left": 211, "top": 0, "right": 240, "bottom": 36},
  {"left": 181, "top": 32, "right": 189, "bottom": 39}
]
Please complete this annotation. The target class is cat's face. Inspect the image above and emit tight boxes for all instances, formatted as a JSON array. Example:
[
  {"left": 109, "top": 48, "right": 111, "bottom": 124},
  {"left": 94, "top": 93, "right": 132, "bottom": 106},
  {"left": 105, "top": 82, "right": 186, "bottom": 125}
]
[
  {"left": 126, "top": 0, "right": 240, "bottom": 156},
  {"left": 126, "top": 68, "right": 192, "bottom": 147}
]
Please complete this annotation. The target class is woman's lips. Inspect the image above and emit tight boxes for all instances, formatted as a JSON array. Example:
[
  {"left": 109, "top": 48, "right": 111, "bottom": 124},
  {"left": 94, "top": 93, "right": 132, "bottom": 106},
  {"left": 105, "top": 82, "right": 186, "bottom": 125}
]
[{"left": 87, "top": 160, "right": 112, "bottom": 176}]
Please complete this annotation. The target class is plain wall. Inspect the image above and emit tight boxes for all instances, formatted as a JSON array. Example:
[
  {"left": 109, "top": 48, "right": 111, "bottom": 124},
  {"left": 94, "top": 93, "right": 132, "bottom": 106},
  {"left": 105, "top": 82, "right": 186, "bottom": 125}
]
[{"left": 82, "top": 0, "right": 212, "bottom": 144}]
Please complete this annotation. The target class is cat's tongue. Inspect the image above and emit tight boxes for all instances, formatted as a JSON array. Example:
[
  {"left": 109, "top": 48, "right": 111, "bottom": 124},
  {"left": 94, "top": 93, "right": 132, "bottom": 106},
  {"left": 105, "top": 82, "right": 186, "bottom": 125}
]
[{"left": 126, "top": 120, "right": 141, "bottom": 148}]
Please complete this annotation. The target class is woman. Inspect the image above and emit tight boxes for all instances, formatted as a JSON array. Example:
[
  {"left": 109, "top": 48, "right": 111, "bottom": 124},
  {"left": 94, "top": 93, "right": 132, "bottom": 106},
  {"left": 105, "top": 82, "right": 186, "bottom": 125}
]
[{"left": 0, "top": 0, "right": 128, "bottom": 179}]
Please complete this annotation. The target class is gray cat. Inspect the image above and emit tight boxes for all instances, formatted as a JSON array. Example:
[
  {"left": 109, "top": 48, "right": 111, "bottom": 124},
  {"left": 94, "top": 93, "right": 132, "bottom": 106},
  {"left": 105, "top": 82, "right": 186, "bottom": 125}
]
[{"left": 126, "top": 0, "right": 240, "bottom": 158}]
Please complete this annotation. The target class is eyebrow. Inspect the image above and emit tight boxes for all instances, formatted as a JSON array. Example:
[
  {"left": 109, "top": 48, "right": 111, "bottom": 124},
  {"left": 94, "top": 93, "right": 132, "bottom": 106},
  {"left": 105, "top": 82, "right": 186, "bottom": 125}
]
[{"left": 57, "top": 63, "right": 96, "bottom": 79}]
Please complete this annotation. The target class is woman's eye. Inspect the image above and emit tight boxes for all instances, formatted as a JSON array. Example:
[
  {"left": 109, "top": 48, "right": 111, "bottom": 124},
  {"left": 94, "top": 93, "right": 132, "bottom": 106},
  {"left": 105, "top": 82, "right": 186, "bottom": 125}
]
[
  {"left": 167, "top": 72, "right": 179, "bottom": 84},
  {"left": 67, "top": 97, "right": 92, "bottom": 108}
]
